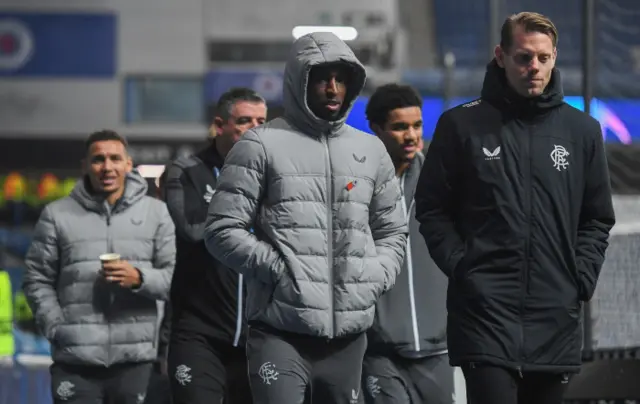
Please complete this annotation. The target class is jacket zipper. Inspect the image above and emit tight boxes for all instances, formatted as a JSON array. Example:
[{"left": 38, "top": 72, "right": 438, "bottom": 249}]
[
  {"left": 106, "top": 209, "right": 113, "bottom": 367},
  {"left": 213, "top": 166, "right": 244, "bottom": 347},
  {"left": 519, "top": 126, "right": 534, "bottom": 377},
  {"left": 322, "top": 134, "right": 335, "bottom": 338},
  {"left": 399, "top": 172, "right": 420, "bottom": 352}
]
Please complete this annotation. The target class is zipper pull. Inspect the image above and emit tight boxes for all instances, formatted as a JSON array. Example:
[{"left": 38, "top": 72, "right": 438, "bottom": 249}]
[{"left": 517, "top": 367, "right": 523, "bottom": 378}]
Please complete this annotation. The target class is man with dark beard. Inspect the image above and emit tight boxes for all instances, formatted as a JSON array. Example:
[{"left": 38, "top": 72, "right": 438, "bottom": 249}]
[{"left": 204, "top": 33, "right": 407, "bottom": 404}]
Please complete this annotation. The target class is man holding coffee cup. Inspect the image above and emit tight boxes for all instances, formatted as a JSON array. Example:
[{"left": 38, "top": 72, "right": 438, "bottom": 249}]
[{"left": 23, "top": 130, "right": 176, "bottom": 404}]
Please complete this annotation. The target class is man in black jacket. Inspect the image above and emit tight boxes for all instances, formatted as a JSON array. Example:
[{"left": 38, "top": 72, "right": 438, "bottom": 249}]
[
  {"left": 163, "top": 87, "right": 267, "bottom": 404},
  {"left": 415, "top": 12, "right": 615, "bottom": 404},
  {"left": 363, "top": 83, "right": 453, "bottom": 404}
]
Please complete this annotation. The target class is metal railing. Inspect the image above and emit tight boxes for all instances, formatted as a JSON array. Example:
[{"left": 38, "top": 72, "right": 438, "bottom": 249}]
[{"left": 0, "top": 354, "right": 52, "bottom": 404}]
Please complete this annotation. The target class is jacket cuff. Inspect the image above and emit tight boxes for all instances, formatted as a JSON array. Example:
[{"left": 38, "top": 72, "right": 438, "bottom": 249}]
[
  {"left": 132, "top": 268, "right": 144, "bottom": 290},
  {"left": 130, "top": 266, "right": 163, "bottom": 299}
]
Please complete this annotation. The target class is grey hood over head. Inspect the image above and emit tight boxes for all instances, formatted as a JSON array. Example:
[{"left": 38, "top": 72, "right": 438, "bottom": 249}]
[
  {"left": 203, "top": 31, "right": 406, "bottom": 339},
  {"left": 283, "top": 31, "right": 367, "bottom": 135}
]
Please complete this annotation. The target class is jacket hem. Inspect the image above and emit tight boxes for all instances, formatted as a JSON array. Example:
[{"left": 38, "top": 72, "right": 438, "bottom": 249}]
[
  {"left": 450, "top": 354, "right": 582, "bottom": 374},
  {"left": 249, "top": 320, "right": 365, "bottom": 341},
  {"left": 52, "top": 356, "right": 156, "bottom": 367},
  {"left": 170, "top": 322, "right": 246, "bottom": 347},
  {"left": 367, "top": 341, "right": 448, "bottom": 358}
]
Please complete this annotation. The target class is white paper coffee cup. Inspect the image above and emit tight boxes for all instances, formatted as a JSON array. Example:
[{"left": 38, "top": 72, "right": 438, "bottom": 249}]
[{"left": 99, "top": 253, "right": 121, "bottom": 264}]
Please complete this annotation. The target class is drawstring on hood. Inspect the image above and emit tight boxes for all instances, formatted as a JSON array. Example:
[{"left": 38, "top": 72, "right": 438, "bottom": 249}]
[
  {"left": 283, "top": 32, "right": 367, "bottom": 136},
  {"left": 71, "top": 170, "right": 149, "bottom": 214},
  {"left": 481, "top": 59, "right": 564, "bottom": 116}
]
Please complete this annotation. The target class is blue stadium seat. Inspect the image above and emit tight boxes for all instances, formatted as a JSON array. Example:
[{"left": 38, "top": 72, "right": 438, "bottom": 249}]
[{"left": 432, "top": 0, "right": 489, "bottom": 67}]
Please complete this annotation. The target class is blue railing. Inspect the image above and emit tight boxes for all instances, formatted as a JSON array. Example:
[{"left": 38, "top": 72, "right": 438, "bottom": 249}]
[{"left": 0, "top": 355, "right": 52, "bottom": 404}]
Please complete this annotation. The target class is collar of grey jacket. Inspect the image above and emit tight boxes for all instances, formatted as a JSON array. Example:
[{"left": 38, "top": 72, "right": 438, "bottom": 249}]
[
  {"left": 282, "top": 31, "right": 367, "bottom": 137},
  {"left": 71, "top": 171, "right": 148, "bottom": 213}
]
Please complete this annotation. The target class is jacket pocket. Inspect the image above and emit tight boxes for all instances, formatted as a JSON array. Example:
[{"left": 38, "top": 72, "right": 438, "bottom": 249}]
[
  {"left": 569, "top": 250, "right": 584, "bottom": 299},
  {"left": 577, "top": 274, "right": 592, "bottom": 302},
  {"left": 272, "top": 269, "right": 304, "bottom": 307},
  {"left": 451, "top": 247, "right": 469, "bottom": 282},
  {"left": 52, "top": 324, "right": 69, "bottom": 348},
  {"left": 567, "top": 299, "right": 582, "bottom": 320},
  {"left": 49, "top": 323, "right": 61, "bottom": 346},
  {"left": 370, "top": 259, "right": 387, "bottom": 300},
  {"left": 570, "top": 267, "right": 582, "bottom": 297},
  {"left": 269, "top": 255, "right": 287, "bottom": 284},
  {"left": 246, "top": 279, "right": 276, "bottom": 321}
]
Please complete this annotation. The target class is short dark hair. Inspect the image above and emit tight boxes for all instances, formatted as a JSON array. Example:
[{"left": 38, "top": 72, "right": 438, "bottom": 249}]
[
  {"left": 365, "top": 83, "right": 422, "bottom": 127},
  {"left": 85, "top": 129, "right": 128, "bottom": 153},
  {"left": 500, "top": 12, "right": 558, "bottom": 51},
  {"left": 213, "top": 87, "right": 266, "bottom": 122}
]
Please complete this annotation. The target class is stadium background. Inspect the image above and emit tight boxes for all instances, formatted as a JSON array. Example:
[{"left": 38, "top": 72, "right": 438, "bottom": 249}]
[{"left": 1, "top": 0, "right": 639, "bottom": 402}]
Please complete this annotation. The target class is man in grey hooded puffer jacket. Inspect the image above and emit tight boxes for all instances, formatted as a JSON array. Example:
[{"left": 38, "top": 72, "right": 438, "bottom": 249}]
[{"left": 204, "top": 32, "right": 408, "bottom": 403}]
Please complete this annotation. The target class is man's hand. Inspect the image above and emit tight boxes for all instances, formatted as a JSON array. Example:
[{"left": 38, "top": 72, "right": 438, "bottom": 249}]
[{"left": 102, "top": 260, "right": 142, "bottom": 289}]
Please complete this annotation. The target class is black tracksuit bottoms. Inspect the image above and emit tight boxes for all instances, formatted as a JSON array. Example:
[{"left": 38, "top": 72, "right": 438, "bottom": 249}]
[
  {"left": 462, "top": 363, "right": 570, "bottom": 404},
  {"left": 168, "top": 329, "right": 251, "bottom": 404},
  {"left": 247, "top": 323, "right": 367, "bottom": 404},
  {"left": 362, "top": 352, "right": 453, "bottom": 404},
  {"left": 50, "top": 361, "right": 152, "bottom": 404}
]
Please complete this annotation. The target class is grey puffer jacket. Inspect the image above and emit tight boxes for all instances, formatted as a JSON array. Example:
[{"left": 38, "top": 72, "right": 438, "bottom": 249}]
[
  {"left": 204, "top": 32, "right": 408, "bottom": 338},
  {"left": 23, "top": 172, "right": 175, "bottom": 366}
]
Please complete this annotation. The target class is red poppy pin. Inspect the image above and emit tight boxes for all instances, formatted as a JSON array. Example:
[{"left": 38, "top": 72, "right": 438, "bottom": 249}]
[{"left": 346, "top": 180, "right": 356, "bottom": 191}]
